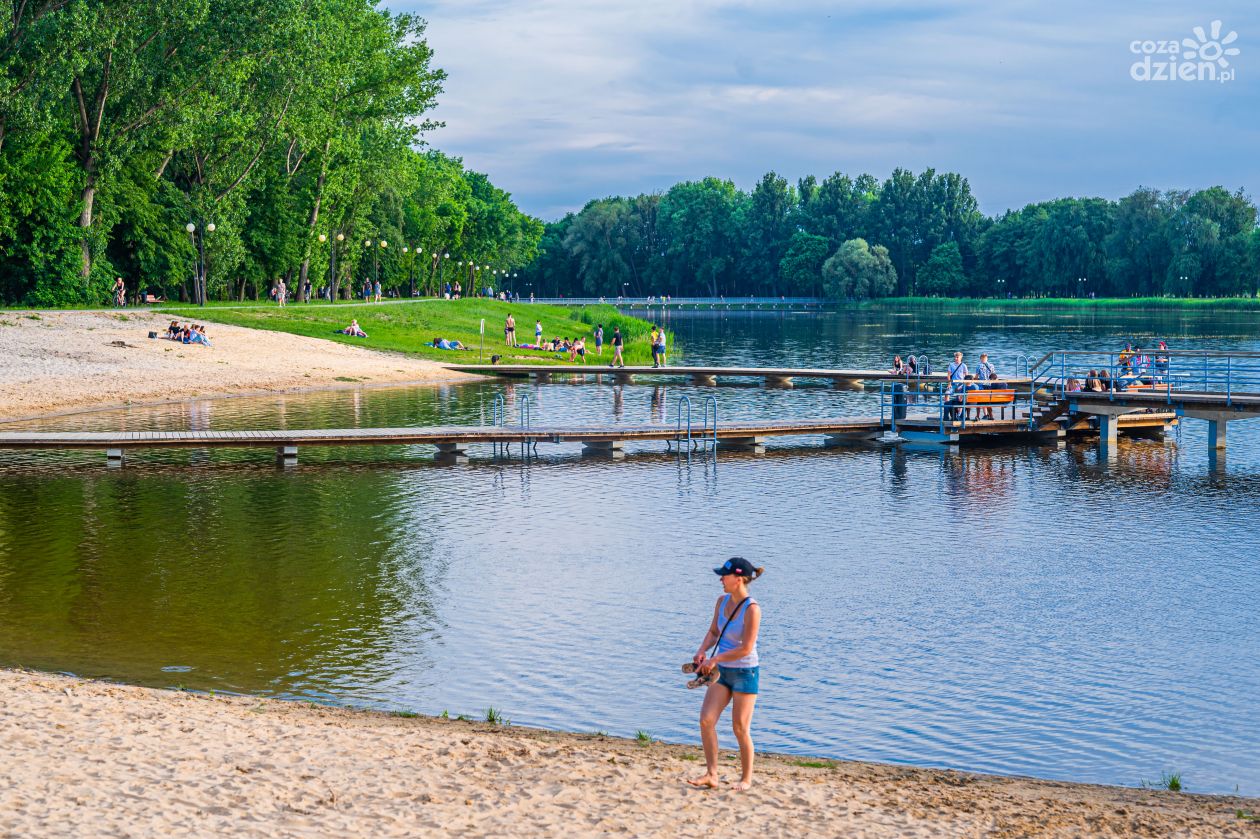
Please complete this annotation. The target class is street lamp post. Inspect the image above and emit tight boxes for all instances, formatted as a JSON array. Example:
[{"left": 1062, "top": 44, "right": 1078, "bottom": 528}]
[
  {"left": 402, "top": 245, "right": 422, "bottom": 296},
  {"left": 439, "top": 252, "right": 450, "bottom": 295},
  {"left": 185, "top": 221, "right": 215, "bottom": 305},
  {"left": 1076, "top": 276, "right": 1088, "bottom": 298},
  {"left": 995, "top": 278, "right": 1006, "bottom": 299}
]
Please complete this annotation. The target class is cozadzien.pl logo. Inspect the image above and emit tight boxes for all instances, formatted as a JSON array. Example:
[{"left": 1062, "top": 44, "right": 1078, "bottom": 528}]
[{"left": 1130, "top": 20, "right": 1240, "bottom": 82}]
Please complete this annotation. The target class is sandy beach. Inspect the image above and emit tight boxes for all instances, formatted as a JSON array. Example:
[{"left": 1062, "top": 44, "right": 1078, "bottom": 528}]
[
  {"left": 0, "top": 669, "right": 1253, "bottom": 838},
  {"left": 0, "top": 310, "right": 471, "bottom": 423}
]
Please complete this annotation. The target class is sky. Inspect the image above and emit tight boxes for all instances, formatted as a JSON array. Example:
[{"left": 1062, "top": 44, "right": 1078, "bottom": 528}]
[{"left": 393, "top": 1, "right": 1260, "bottom": 221}]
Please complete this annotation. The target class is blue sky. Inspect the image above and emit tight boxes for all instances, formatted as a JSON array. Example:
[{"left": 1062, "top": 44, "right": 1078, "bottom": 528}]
[{"left": 395, "top": 1, "right": 1260, "bottom": 220}]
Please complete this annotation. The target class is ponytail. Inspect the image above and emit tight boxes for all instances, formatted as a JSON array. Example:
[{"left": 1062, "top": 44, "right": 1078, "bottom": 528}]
[{"left": 751, "top": 567, "right": 765, "bottom": 581}]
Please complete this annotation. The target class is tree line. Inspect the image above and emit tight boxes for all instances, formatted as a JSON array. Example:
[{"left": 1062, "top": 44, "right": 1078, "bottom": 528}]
[
  {"left": 0, "top": 0, "right": 541, "bottom": 306},
  {"left": 519, "top": 171, "right": 1260, "bottom": 300}
]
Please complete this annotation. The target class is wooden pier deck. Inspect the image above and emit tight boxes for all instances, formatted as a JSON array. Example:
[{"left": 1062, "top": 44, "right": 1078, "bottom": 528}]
[
  {"left": 0, "top": 410, "right": 1178, "bottom": 466},
  {"left": 449, "top": 364, "right": 1033, "bottom": 388}
]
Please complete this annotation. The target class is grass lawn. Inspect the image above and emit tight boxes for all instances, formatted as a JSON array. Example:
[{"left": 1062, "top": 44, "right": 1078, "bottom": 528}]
[{"left": 158, "top": 299, "right": 672, "bottom": 365}]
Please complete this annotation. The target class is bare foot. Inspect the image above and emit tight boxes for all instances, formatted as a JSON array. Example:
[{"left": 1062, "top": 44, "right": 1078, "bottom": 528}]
[
  {"left": 686, "top": 774, "right": 720, "bottom": 789},
  {"left": 729, "top": 780, "right": 752, "bottom": 792}
]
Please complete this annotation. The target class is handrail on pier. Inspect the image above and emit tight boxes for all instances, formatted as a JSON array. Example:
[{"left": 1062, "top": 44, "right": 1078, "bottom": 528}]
[{"left": 1031, "top": 349, "right": 1260, "bottom": 407}]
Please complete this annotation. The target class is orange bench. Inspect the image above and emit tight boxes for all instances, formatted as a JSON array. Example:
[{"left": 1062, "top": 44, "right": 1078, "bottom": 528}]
[
  {"left": 954, "top": 388, "right": 1015, "bottom": 420},
  {"left": 143, "top": 293, "right": 166, "bottom": 304}
]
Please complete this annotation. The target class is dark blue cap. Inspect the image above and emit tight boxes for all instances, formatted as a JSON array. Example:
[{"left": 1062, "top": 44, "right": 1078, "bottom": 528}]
[{"left": 713, "top": 557, "right": 757, "bottom": 577}]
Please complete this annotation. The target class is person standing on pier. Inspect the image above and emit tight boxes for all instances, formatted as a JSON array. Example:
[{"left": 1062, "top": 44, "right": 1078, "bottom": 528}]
[
  {"left": 687, "top": 557, "right": 764, "bottom": 792},
  {"left": 976, "top": 353, "right": 996, "bottom": 382},
  {"left": 947, "top": 351, "right": 968, "bottom": 420}
]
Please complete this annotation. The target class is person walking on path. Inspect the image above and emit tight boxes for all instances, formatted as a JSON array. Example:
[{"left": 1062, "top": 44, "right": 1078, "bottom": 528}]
[
  {"left": 277, "top": 279, "right": 287, "bottom": 308},
  {"left": 609, "top": 327, "right": 625, "bottom": 367},
  {"left": 594, "top": 324, "right": 604, "bottom": 357},
  {"left": 650, "top": 327, "right": 661, "bottom": 368},
  {"left": 657, "top": 328, "right": 668, "bottom": 367},
  {"left": 686, "top": 557, "right": 764, "bottom": 792},
  {"left": 505, "top": 313, "right": 516, "bottom": 346}
]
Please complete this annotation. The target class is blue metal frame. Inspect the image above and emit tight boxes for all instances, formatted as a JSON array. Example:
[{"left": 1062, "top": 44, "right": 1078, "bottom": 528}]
[
  {"left": 701, "top": 396, "right": 718, "bottom": 449},
  {"left": 671, "top": 395, "right": 692, "bottom": 451},
  {"left": 1030, "top": 349, "right": 1260, "bottom": 404}
]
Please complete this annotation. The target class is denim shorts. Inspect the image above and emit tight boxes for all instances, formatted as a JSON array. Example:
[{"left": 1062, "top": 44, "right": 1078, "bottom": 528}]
[{"left": 717, "top": 665, "right": 759, "bottom": 695}]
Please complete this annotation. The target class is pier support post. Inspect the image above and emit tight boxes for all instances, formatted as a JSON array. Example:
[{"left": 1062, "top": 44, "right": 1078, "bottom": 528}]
[
  {"left": 824, "top": 431, "right": 881, "bottom": 446},
  {"left": 106, "top": 448, "right": 124, "bottom": 468},
  {"left": 1098, "top": 414, "right": 1118, "bottom": 448},
  {"left": 275, "top": 445, "right": 298, "bottom": 466},
  {"left": 718, "top": 436, "right": 766, "bottom": 453},
  {"left": 1207, "top": 419, "right": 1227, "bottom": 450},
  {"left": 581, "top": 440, "right": 625, "bottom": 459},
  {"left": 765, "top": 376, "right": 794, "bottom": 388},
  {"left": 614, "top": 372, "right": 635, "bottom": 385},
  {"left": 434, "top": 442, "right": 468, "bottom": 464},
  {"left": 690, "top": 374, "right": 717, "bottom": 386},
  {"left": 832, "top": 378, "right": 864, "bottom": 391},
  {"left": 534, "top": 371, "right": 551, "bottom": 384}
]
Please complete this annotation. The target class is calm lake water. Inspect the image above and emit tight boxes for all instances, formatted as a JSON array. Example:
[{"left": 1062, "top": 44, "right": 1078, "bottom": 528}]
[{"left": 1, "top": 307, "right": 1258, "bottom": 795}]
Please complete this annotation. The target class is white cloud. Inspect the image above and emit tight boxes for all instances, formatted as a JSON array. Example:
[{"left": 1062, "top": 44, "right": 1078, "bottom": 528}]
[{"left": 394, "top": 0, "right": 1260, "bottom": 218}]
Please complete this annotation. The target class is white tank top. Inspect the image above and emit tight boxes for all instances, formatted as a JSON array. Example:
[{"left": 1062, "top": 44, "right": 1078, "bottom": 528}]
[{"left": 715, "top": 594, "right": 758, "bottom": 668}]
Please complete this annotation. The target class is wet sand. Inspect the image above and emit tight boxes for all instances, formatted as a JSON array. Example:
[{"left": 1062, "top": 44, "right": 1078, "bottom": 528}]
[
  {"left": 0, "top": 310, "right": 471, "bottom": 423},
  {"left": 1, "top": 669, "right": 1254, "bottom": 838}
]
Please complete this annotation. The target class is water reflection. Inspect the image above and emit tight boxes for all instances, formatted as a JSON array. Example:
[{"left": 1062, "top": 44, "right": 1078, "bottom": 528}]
[{"left": 1, "top": 310, "right": 1259, "bottom": 795}]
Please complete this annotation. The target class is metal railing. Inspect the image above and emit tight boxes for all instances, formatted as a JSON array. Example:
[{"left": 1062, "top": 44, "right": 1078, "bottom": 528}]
[
  {"left": 671, "top": 395, "right": 720, "bottom": 451},
  {"left": 880, "top": 377, "right": 1037, "bottom": 435},
  {"left": 1030, "top": 349, "right": 1260, "bottom": 407}
]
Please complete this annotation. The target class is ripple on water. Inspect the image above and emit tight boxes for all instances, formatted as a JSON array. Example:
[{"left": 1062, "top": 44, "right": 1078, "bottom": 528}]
[{"left": 1, "top": 310, "right": 1260, "bottom": 793}]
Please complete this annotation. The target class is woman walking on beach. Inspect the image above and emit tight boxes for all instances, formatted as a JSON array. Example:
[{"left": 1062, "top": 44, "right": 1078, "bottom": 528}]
[{"left": 687, "top": 557, "right": 763, "bottom": 792}]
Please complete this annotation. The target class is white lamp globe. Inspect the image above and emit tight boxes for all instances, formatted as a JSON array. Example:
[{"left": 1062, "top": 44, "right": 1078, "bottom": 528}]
[{"left": 186, "top": 223, "right": 196, "bottom": 233}]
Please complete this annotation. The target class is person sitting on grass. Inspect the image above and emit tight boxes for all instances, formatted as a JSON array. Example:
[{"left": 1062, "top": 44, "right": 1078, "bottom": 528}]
[{"left": 339, "top": 319, "right": 368, "bottom": 338}]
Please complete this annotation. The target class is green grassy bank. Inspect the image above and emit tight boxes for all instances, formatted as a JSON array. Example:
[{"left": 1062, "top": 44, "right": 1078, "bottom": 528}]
[
  {"left": 158, "top": 299, "right": 671, "bottom": 365},
  {"left": 859, "top": 296, "right": 1260, "bottom": 311}
]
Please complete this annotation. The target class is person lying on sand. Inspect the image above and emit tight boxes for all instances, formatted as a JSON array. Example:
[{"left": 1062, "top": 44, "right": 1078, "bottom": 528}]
[{"left": 685, "top": 557, "right": 765, "bottom": 793}]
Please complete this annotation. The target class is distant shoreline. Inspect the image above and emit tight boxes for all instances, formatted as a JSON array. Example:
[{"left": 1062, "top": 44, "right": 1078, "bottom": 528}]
[
  {"left": 2, "top": 667, "right": 1255, "bottom": 837},
  {"left": 859, "top": 296, "right": 1260, "bottom": 311}
]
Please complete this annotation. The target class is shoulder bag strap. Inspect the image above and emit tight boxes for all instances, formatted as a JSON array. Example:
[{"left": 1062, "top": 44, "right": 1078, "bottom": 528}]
[{"left": 708, "top": 596, "right": 749, "bottom": 659}]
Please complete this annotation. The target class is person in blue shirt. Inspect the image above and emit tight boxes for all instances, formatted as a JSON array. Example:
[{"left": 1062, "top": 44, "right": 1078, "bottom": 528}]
[
  {"left": 946, "top": 351, "right": 968, "bottom": 420},
  {"left": 976, "top": 353, "right": 996, "bottom": 383}
]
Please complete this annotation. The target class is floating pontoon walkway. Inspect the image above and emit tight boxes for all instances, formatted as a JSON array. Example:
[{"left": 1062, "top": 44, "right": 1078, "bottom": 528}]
[
  {"left": 0, "top": 411, "right": 1177, "bottom": 466},
  {"left": 449, "top": 364, "right": 1033, "bottom": 388}
]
